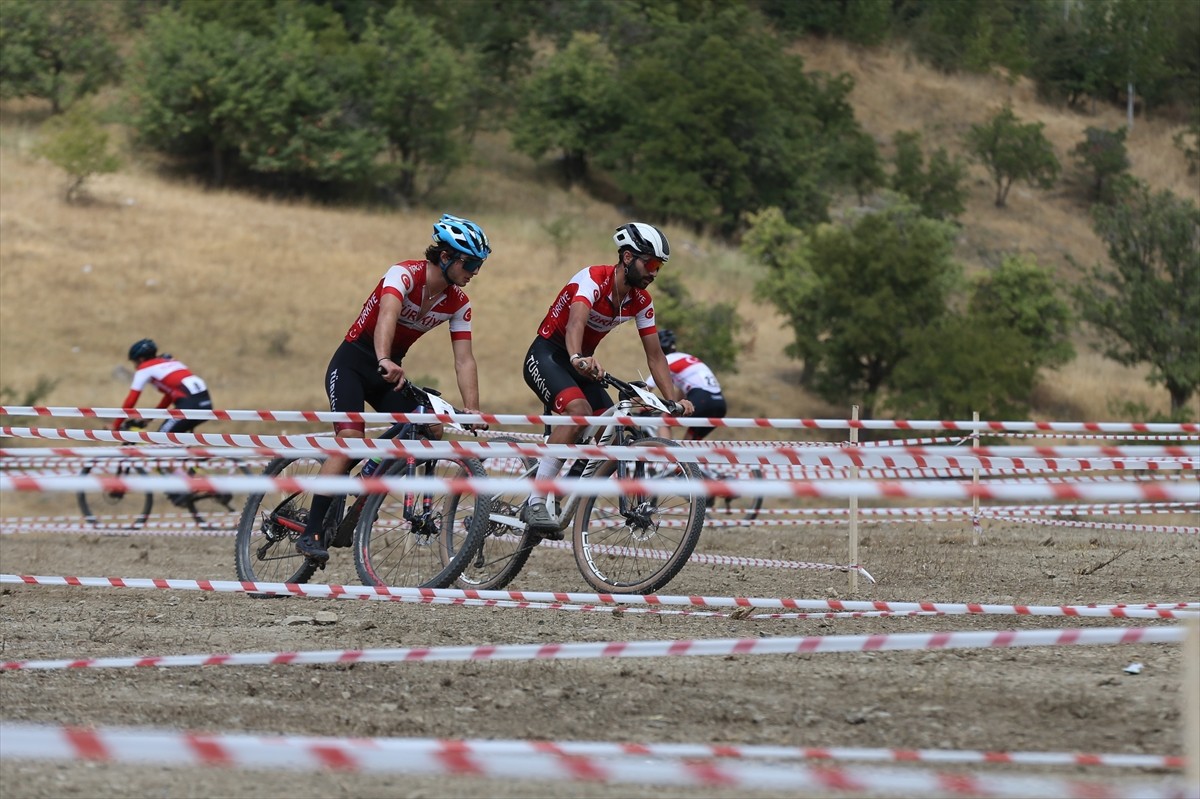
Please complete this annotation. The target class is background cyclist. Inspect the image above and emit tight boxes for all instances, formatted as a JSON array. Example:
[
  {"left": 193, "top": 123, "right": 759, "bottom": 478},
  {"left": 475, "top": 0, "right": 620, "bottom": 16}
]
[
  {"left": 114, "top": 338, "right": 217, "bottom": 505},
  {"left": 296, "top": 213, "right": 491, "bottom": 565},
  {"left": 519, "top": 221, "right": 693, "bottom": 537},
  {"left": 646, "top": 329, "right": 727, "bottom": 441},
  {"left": 114, "top": 339, "right": 213, "bottom": 434}
]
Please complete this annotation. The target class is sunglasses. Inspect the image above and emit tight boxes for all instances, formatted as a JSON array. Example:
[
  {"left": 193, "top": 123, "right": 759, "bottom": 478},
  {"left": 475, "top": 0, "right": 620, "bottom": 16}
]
[
  {"left": 637, "top": 256, "right": 664, "bottom": 274},
  {"left": 448, "top": 254, "right": 485, "bottom": 273}
]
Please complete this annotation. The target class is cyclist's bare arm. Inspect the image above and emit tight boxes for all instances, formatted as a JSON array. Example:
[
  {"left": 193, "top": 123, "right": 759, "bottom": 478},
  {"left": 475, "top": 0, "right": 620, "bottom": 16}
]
[
  {"left": 374, "top": 293, "right": 406, "bottom": 388},
  {"left": 565, "top": 302, "right": 604, "bottom": 379},
  {"left": 450, "top": 337, "right": 487, "bottom": 432},
  {"left": 642, "top": 334, "right": 693, "bottom": 416}
]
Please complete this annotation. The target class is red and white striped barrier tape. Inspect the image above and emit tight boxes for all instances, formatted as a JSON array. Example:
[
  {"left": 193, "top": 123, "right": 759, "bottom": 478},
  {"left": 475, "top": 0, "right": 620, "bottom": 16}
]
[
  {"left": 6, "top": 574, "right": 1196, "bottom": 617},
  {"left": 5, "top": 723, "right": 1179, "bottom": 770},
  {"left": 993, "top": 516, "right": 1200, "bottom": 535},
  {"left": 0, "top": 724, "right": 1183, "bottom": 798},
  {"left": 3, "top": 429, "right": 1196, "bottom": 463},
  {"left": 0, "top": 626, "right": 1185, "bottom": 672},
  {"left": 4, "top": 404, "right": 1199, "bottom": 434},
  {"left": 4, "top": 471, "right": 1197, "bottom": 501}
]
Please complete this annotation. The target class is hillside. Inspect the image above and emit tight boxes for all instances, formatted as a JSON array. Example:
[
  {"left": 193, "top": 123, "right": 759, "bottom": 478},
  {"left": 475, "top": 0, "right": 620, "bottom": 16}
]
[{"left": 1, "top": 39, "right": 1195, "bottom": 438}]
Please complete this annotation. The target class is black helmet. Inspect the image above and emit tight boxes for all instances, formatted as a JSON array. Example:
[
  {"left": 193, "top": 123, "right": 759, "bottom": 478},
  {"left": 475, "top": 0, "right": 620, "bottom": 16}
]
[
  {"left": 658, "top": 329, "right": 677, "bottom": 353},
  {"left": 128, "top": 338, "right": 157, "bottom": 361}
]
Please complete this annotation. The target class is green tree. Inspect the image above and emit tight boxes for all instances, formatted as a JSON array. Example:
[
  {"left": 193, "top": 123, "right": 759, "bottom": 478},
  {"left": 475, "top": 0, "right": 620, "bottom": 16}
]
[
  {"left": 747, "top": 200, "right": 961, "bottom": 417},
  {"left": 597, "top": 7, "right": 857, "bottom": 235},
  {"left": 359, "top": 5, "right": 476, "bottom": 201},
  {"left": 509, "top": 32, "right": 621, "bottom": 185},
  {"left": 968, "top": 254, "right": 1074, "bottom": 370},
  {"left": 126, "top": 10, "right": 252, "bottom": 183},
  {"left": 890, "top": 130, "right": 967, "bottom": 220},
  {"left": 229, "top": 18, "right": 380, "bottom": 188},
  {"left": 0, "top": 0, "right": 121, "bottom": 113},
  {"left": 1071, "top": 126, "right": 1129, "bottom": 204},
  {"left": 965, "top": 105, "right": 1060, "bottom": 208},
  {"left": 886, "top": 315, "right": 1038, "bottom": 419},
  {"left": 1075, "top": 181, "right": 1200, "bottom": 415},
  {"left": 651, "top": 272, "right": 742, "bottom": 373},
  {"left": 32, "top": 101, "right": 121, "bottom": 202}
]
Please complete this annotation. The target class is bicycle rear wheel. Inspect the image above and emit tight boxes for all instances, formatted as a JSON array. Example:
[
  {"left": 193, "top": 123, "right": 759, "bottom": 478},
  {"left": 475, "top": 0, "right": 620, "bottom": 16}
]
[
  {"left": 77, "top": 461, "right": 153, "bottom": 529},
  {"left": 183, "top": 460, "right": 250, "bottom": 528},
  {"left": 573, "top": 436, "right": 705, "bottom": 594},
  {"left": 234, "top": 456, "right": 321, "bottom": 586},
  {"left": 446, "top": 436, "right": 539, "bottom": 590},
  {"left": 355, "top": 455, "right": 489, "bottom": 589},
  {"left": 708, "top": 466, "right": 764, "bottom": 522}
]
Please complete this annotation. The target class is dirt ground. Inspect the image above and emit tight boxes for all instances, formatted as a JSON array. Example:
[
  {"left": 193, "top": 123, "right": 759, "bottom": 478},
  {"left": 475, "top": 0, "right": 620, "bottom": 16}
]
[{"left": 1, "top": 496, "right": 1197, "bottom": 798}]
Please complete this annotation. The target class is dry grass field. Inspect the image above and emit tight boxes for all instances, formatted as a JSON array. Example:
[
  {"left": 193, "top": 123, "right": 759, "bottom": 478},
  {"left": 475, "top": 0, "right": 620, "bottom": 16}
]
[{"left": 1, "top": 37, "right": 1198, "bottom": 799}]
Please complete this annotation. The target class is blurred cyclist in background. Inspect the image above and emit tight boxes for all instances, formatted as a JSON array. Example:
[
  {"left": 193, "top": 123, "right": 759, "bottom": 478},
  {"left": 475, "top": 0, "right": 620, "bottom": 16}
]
[
  {"left": 114, "top": 339, "right": 213, "bottom": 435},
  {"left": 115, "top": 339, "right": 217, "bottom": 506},
  {"left": 646, "top": 329, "right": 727, "bottom": 441}
]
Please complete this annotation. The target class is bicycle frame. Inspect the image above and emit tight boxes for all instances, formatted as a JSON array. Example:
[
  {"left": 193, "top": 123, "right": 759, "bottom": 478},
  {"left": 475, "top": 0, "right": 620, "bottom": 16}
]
[{"left": 488, "top": 384, "right": 664, "bottom": 536}]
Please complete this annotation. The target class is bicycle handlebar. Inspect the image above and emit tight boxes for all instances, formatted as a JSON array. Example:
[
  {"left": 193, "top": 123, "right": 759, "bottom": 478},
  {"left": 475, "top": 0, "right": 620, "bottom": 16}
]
[{"left": 600, "top": 374, "right": 685, "bottom": 416}]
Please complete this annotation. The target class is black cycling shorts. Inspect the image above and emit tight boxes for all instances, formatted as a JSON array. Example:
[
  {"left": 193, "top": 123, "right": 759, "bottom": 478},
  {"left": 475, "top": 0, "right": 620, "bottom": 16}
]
[
  {"left": 522, "top": 337, "right": 613, "bottom": 419},
  {"left": 160, "top": 390, "right": 213, "bottom": 434},
  {"left": 683, "top": 388, "right": 726, "bottom": 440},
  {"left": 325, "top": 340, "right": 419, "bottom": 433}
]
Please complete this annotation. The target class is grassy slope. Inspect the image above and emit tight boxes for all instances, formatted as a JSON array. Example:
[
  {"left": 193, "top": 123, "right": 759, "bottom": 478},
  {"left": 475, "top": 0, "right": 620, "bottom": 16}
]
[{"left": 1, "top": 39, "right": 1196, "bottom": 439}]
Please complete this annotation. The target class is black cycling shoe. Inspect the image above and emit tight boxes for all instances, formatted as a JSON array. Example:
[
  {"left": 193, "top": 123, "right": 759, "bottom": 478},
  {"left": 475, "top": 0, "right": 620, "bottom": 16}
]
[
  {"left": 166, "top": 492, "right": 190, "bottom": 508},
  {"left": 520, "top": 503, "right": 563, "bottom": 541},
  {"left": 295, "top": 533, "right": 329, "bottom": 565}
]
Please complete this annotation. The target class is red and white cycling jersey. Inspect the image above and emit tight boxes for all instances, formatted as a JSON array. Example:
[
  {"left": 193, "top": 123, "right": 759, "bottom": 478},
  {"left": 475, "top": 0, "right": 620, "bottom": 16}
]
[
  {"left": 648, "top": 352, "right": 723, "bottom": 396},
  {"left": 536, "top": 264, "right": 656, "bottom": 353},
  {"left": 345, "top": 260, "right": 472, "bottom": 359},
  {"left": 128, "top": 357, "right": 207, "bottom": 401}
]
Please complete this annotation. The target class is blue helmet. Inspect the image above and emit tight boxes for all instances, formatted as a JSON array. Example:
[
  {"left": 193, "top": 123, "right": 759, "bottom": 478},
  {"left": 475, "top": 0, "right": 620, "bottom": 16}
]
[
  {"left": 128, "top": 338, "right": 157, "bottom": 361},
  {"left": 657, "top": 329, "right": 677, "bottom": 353},
  {"left": 432, "top": 214, "right": 491, "bottom": 261}
]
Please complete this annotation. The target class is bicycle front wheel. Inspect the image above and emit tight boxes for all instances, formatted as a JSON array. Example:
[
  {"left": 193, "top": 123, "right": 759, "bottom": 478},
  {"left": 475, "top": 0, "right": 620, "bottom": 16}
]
[
  {"left": 573, "top": 436, "right": 705, "bottom": 594},
  {"left": 234, "top": 457, "right": 321, "bottom": 586},
  {"left": 77, "top": 461, "right": 152, "bottom": 529},
  {"left": 447, "top": 436, "right": 539, "bottom": 590},
  {"left": 355, "top": 455, "right": 489, "bottom": 589}
]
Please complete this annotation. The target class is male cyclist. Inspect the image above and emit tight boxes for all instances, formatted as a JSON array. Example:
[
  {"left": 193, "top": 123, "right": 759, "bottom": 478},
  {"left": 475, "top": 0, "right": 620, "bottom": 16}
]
[
  {"left": 115, "top": 339, "right": 217, "bottom": 506},
  {"left": 520, "top": 222, "right": 694, "bottom": 537},
  {"left": 646, "top": 329, "right": 727, "bottom": 441},
  {"left": 296, "top": 213, "right": 490, "bottom": 565}
]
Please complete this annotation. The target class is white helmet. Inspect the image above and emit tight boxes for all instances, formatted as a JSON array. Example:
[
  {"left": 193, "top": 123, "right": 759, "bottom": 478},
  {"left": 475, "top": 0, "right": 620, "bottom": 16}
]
[{"left": 613, "top": 222, "right": 670, "bottom": 262}]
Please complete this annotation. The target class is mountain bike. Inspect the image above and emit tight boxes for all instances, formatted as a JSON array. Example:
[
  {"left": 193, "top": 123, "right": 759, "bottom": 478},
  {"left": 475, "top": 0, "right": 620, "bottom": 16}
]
[
  {"left": 234, "top": 384, "right": 489, "bottom": 589},
  {"left": 698, "top": 463, "right": 763, "bottom": 521},
  {"left": 77, "top": 419, "right": 242, "bottom": 529},
  {"left": 449, "top": 374, "right": 706, "bottom": 594}
]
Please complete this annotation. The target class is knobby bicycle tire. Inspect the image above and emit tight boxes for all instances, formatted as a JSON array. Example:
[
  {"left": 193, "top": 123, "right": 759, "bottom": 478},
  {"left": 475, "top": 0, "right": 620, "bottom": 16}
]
[
  {"left": 181, "top": 461, "right": 251, "bottom": 528},
  {"left": 234, "top": 456, "right": 321, "bottom": 588},
  {"left": 77, "top": 462, "right": 153, "bottom": 530},
  {"left": 573, "top": 436, "right": 706, "bottom": 594},
  {"left": 354, "top": 453, "right": 490, "bottom": 589},
  {"left": 447, "top": 436, "right": 539, "bottom": 590}
]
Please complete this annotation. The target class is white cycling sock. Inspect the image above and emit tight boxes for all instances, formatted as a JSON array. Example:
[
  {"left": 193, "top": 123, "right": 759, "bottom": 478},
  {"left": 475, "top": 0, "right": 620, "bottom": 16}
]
[{"left": 529, "top": 457, "right": 564, "bottom": 505}]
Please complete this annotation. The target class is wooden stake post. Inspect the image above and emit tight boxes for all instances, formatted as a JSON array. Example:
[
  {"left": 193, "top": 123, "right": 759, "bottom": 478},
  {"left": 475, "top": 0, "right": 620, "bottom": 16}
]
[{"left": 848, "top": 405, "right": 859, "bottom": 593}]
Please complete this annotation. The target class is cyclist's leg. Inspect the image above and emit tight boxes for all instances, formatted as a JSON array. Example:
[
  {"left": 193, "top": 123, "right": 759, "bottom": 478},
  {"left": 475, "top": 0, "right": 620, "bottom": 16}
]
[
  {"left": 297, "top": 344, "right": 372, "bottom": 564},
  {"left": 683, "top": 388, "right": 724, "bottom": 442},
  {"left": 521, "top": 339, "right": 610, "bottom": 535},
  {"left": 159, "top": 401, "right": 209, "bottom": 507}
]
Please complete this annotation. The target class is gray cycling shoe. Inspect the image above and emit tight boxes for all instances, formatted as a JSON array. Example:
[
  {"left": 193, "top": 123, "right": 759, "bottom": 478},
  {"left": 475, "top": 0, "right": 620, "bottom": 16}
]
[{"left": 520, "top": 502, "right": 563, "bottom": 540}]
